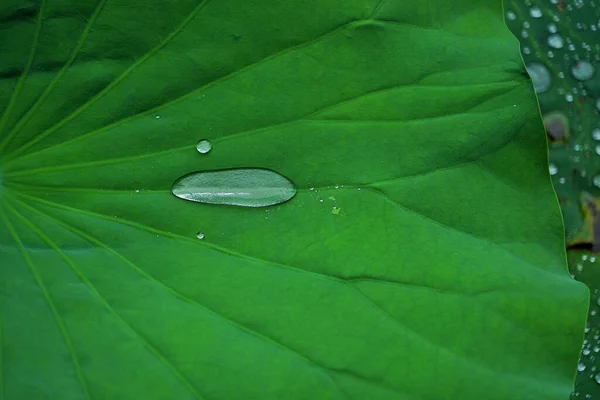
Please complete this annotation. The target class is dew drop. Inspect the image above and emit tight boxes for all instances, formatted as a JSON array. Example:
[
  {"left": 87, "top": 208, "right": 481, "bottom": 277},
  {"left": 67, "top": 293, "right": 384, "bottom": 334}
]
[
  {"left": 548, "top": 34, "right": 564, "bottom": 49},
  {"left": 597, "top": 98, "right": 600, "bottom": 112},
  {"left": 548, "top": 23, "right": 558, "bottom": 33},
  {"left": 527, "top": 63, "right": 552, "bottom": 93},
  {"left": 549, "top": 163, "right": 558, "bottom": 175},
  {"left": 578, "top": 362, "right": 587, "bottom": 371},
  {"left": 593, "top": 176, "right": 600, "bottom": 188},
  {"left": 572, "top": 61, "right": 595, "bottom": 81},
  {"left": 172, "top": 168, "right": 297, "bottom": 207},
  {"left": 595, "top": 144, "right": 600, "bottom": 155},
  {"left": 595, "top": 372, "right": 600, "bottom": 384},
  {"left": 566, "top": 93, "right": 574, "bottom": 102},
  {"left": 196, "top": 232, "right": 205, "bottom": 239},
  {"left": 530, "top": 6, "right": 542, "bottom": 18},
  {"left": 196, "top": 140, "right": 212, "bottom": 154},
  {"left": 506, "top": 11, "right": 516, "bottom": 20}
]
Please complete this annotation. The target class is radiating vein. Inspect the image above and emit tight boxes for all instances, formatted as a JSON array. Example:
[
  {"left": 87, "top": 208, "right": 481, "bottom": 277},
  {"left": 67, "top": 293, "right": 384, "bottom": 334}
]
[
  {"left": 2, "top": 85, "right": 518, "bottom": 178},
  {"left": 0, "top": 0, "right": 108, "bottom": 152},
  {"left": 0, "top": 204, "right": 92, "bottom": 400},
  {"left": 11, "top": 196, "right": 349, "bottom": 397},
  {"left": 0, "top": 0, "right": 46, "bottom": 150},
  {"left": 6, "top": 190, "right": 531, "bottom": 384},
  {"left": 4, "top": 201, "right": 205, "bottom": 400},
  {"left": 5, "top": 0, "right": 212, "bottom": 160},
  {"left": 1, "top": 18, "right": 359, "bottom": 166},
  {"left": 2, "top": 64, "right": 516, "bottom": 170}
]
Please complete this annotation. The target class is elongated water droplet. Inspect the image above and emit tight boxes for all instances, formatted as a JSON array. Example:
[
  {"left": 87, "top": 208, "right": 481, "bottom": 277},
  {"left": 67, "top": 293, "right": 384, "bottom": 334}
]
[
  {"left": 172, "top": 168, "right": 296, "bottom": 207},
  {"left": 196, "top": 140, "right": 212, "bottom": 154}
]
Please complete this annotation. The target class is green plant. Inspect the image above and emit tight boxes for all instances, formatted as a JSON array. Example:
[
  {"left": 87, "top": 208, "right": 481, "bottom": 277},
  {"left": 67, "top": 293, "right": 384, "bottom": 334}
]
[
  {"left": 0, "top": 1, "right": 589, "bottom": 399},
  {"left": 503, "top": 0, "right": 600, "bottom": 397}
]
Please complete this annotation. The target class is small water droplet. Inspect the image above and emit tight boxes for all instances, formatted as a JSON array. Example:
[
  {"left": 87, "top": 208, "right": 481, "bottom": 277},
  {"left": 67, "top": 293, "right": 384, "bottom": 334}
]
[
  {"left": 578, "top": 362, "right": 587, "bottom": 371},
  {"left": 172, "top": 168, "right": 297, "bottom": 207},
  {"left": 506, "top": 11, "right": 516, "bottom": 20},
  {"left": 530, "top": 6, "right": 542, "bottom": 18},
  {"left": 527, "top": 63, "right": 552, "bottom": 93},
  {"left": 135, "top": 189, "right": 140, "bottom": 193},
  {"left": 583, "top": 347, "right": 592, "bottom": 355},
  {"left": 196, "top": 232, "right": 205, "bottom": 239},
  {"left": 548, "top": 34, "right": 564, "bottom": 49},
  {"left": 196, "top": 140, "right": 212, "bottom": 154},
  {"left": 591, "top": 256, "right": 597, "bottom": 262},
  {"left": 597, "top": 98, "right": 600, "bottom": 112},
  {"left": 595, "top": 372, "right": 600, "bottom": 384},
  {"left": 566, "top": 93, "right": 574, "bottom": 102},
  {"left": 548, "top": 23, "right": 558, "bottom": 33},
  {"left": 594, "top": 176, "right": 600, "bottom": 188},
  {"left": 572, "top": 61, "right": 595, "bottom": 81},
  {"left": 549, "top": 163, "right": 558, "bottom": 175},
  {"left": 595, "top": 144, "right": 600, "bottom": 155}
]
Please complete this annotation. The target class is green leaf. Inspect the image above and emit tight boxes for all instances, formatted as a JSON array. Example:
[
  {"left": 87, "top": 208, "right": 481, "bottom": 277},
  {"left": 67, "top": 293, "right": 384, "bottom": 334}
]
[{"left": 0, "top": 1, "right": 589, "bottom": 399}]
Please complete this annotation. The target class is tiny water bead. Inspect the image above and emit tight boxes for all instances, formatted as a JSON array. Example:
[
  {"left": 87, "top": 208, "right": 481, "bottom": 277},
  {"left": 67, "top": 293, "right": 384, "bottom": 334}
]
[
  {"left": 196, "top": 139, "right": 212, "bottom": 154},
  {"left": 571, "top": 60, "right": 595, "bottom": 81},
  {"left": 593, "top": 128, "right": 600, "bottom": 140},
  {"left": 172, "top": 168, "right": 297, "bottom": 207},
  {"left": 593, "top": 175, "right": 600, "bottom": 188},
  {"left": 549, "top": 163, "right": 558, "bottom": 175},
  {"left": 196, "top": 232, "right": 205, "bottom": 239},
  {"left": 526, "top": 63, "right": 552, "bottom": 93}
]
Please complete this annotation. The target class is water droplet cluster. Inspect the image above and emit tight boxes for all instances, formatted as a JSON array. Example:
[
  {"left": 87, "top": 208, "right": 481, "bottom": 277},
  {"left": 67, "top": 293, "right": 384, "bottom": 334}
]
[{"left": 505, "top": 2, "right": 600, "bottom": 397}]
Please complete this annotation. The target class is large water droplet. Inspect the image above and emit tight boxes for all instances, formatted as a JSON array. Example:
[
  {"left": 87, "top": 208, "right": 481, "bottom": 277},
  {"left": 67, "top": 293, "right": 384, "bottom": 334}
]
[
  {"left": 196, "top": 140, "right": 212, "bottom": 154},
  {"left": 548, "top": 34, "right": 564, "bottom": 49},
  {"left": 572, "top": 61, "right": 595, "bottom": 81},
  {"left": 530, "top": 6, "right": 542, "bottom": 18},
  {"left": 172, "top": 168, "right": 297, "bottom": 207},
  {"left": 527, "top": 63, "right": 552, "bottom": 93}
]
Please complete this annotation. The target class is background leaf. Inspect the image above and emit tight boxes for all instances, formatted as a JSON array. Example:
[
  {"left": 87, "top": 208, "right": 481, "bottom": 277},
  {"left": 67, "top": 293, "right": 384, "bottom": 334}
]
[
  {"left": 503, "top": 0, "right": 600, "bottom": 397},
  {"left": 0, "top": 0, "right": 589, "bottom": 399}
]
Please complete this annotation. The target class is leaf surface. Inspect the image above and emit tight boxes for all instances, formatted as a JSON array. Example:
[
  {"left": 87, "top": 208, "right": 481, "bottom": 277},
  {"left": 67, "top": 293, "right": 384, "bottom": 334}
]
[{"left": 0, "top": 1, "right": 589, "bottom": 399}]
